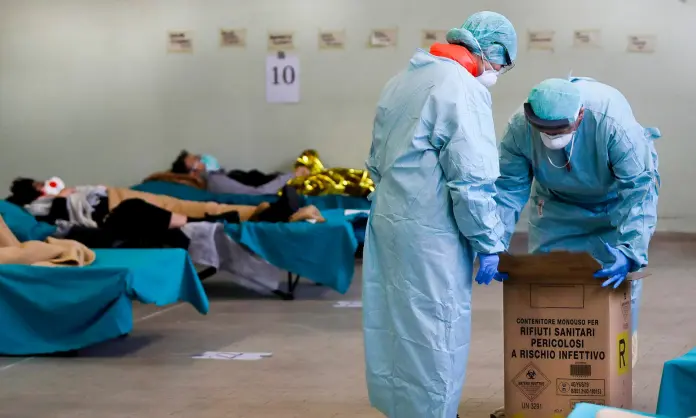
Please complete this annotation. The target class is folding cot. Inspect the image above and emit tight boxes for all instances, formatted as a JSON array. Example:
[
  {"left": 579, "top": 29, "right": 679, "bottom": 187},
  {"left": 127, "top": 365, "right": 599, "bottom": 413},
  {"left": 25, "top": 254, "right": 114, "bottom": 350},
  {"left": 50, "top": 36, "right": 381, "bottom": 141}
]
[
  {"left": 0, "top": 200, "right": 208, "bottom": 356},
  {"left": 132, "top": 181, "right": 369, "bottom": 299}
]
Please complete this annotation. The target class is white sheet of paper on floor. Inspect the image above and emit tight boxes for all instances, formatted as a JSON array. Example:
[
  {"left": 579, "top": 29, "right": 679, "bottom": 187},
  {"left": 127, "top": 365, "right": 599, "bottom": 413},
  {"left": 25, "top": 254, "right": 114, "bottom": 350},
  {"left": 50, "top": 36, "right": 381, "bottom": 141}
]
[
  {"left": 192, "top": 351, "right": 272, "bottom": 361},
  {"left": 627, "top": 35, "right": 657, "bottom": 53},
  {"left": 305, "top": 219, "right": 317, "bottom": 224},
  {"left": 344, "top": 209, "right": 369, "bottom": 216},
  {"left": 334, "top": 301, "right": 362, "bottom": 308},
  {"left": 527, "top": 30, "right": 555, "bottom": 51},
  {"left": 266, "top": 54, "right": 300, "bottom": 103},
  {"left": 573, "top": 29, "right": 602, "bottom": 48}
]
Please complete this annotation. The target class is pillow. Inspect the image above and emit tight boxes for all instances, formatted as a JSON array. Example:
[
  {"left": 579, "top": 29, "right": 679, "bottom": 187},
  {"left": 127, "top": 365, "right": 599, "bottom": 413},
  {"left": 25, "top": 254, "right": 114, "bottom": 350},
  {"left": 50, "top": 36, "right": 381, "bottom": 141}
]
[{"left": 0, "top": 200, "right": 57, "bottom": 242}]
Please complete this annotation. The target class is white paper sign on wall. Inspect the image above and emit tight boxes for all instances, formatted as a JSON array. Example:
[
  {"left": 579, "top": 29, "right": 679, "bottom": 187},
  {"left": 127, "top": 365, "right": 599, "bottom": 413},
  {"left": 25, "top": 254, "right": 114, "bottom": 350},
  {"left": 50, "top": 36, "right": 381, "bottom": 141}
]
[
  {"left": 220, "top": 29, "right": 247, "bottom": 48},
  {"left": 268, "top": 31, "right": 295, "bottom": 51},
  {"left": 369, "top": 29, "right": 398, "bottom": 48},
  {"left": 319, "top": 30, "right": 346, "bottom": 50},
  {"left": 573, "top": 29, "right": 602, "bottom": 48},
  {"left": 528, "top": 30, "right": 555, "bottom": 51},
  {"left": 167, "top": 31, "right": 193, "bottom": 53},
  {"left": 266, "top": 54, "right": 300, "bottom": 104},
  {"left": 192, "top": 351, "right": 273, "bottom": 361},
  {"left": 421, "top": 30, "right": 447, "bottom": 48},
  {"left": 627, "top": 35, "right": 657, "bottom": 53}
]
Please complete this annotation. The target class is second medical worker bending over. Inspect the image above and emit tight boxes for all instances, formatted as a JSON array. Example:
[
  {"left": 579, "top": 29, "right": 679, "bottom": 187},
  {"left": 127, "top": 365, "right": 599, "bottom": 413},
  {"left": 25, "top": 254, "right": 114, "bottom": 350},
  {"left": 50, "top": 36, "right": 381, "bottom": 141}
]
[
  {"left": 495, "top": 77, "right": 660, "bottom": 365},
  {"left": 363, "top": 11, "right": 516, "bottom": 418}
]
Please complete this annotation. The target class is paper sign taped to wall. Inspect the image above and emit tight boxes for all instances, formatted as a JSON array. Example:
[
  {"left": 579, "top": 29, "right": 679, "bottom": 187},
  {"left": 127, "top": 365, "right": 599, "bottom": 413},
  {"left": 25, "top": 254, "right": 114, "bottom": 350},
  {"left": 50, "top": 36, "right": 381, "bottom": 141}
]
[
  {"left": 318, "top": 30, "right": 346, "bottom": 50},
  {"left": 268, "top": 31, "right": 295, "bottom": 51},
  {"left": 167, "top": 31, "right": 193, "bottom": 53},
  {"left": 421, "top": 30, "right": 447, "bottom": 48},
  {"left": 369, "top": 29, "right": 397, "bottom": 47},
  {"left": 528, "top": 30, "right": 555, "bottom": 51},
  {"left": 220, "top": 29, "right": 247, "bottom": 48},
  {"left": 627, "top": 35, "right": 657, "bottom": 53},
  {"left": 573, "top": 29, "right": 602, "bottom": 48},
  {"left": 266, "top": 55, "right": 300, "bottom": 103}
]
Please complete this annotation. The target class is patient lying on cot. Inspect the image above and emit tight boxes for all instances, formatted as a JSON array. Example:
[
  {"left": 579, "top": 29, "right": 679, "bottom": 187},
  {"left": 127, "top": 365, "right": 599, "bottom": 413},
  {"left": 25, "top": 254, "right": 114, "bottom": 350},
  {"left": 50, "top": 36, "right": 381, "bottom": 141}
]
[
  {"left": 6, "top": 177, "right": 325, "bottom": 243},
  {"left": 165, "top": 150, "right": 375, "bottom": 198},
  {"left": 167, "top": 151, "right": 296, "bottom": 195}
]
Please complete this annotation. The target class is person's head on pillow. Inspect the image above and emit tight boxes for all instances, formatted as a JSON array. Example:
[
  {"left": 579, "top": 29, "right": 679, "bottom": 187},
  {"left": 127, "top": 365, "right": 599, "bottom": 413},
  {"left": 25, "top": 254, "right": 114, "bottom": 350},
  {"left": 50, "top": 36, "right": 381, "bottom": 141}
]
[
  {"left": 171, "top": 150, "right": 197, "bottom": 174},
  {"left": 6, "top": 177, "right": 68, "bottom": 207},
  {"left": 171, "top": 150, "right": 220, "bottom": 175},
  {"left": 7, "top": 177, "right": 43, "bottom": 206}
]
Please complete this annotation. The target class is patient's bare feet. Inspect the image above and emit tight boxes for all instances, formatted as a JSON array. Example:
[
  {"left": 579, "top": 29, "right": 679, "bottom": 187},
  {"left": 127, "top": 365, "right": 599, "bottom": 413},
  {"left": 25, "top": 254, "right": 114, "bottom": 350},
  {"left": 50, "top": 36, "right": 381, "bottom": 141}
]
[{"left": 289, "top": 205, "right": 325, "bottom": 223}]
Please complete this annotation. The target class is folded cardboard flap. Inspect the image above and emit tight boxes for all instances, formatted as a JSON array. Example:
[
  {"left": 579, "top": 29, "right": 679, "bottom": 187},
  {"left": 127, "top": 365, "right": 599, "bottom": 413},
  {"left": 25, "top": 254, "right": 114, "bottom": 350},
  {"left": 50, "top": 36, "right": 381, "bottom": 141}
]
[{"left": 499, "top": 252, "right": 650, "bottom": 282}]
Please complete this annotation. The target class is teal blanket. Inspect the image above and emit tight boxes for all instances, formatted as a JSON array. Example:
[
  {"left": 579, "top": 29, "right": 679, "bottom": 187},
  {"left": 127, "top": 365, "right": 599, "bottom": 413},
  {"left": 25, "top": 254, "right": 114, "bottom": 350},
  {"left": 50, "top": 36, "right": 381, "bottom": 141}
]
[
  {"left": 0, "top": 249, "right": 208, "bottom": 355},
  {"left": 569, "top": 404, "right": 658, "bottom": 418},
  {"left": 657, "top": 347, "right": 696, "bottom": 417},
  {"left": 225, "top": 209, "right": 358, "bottom": 294}
]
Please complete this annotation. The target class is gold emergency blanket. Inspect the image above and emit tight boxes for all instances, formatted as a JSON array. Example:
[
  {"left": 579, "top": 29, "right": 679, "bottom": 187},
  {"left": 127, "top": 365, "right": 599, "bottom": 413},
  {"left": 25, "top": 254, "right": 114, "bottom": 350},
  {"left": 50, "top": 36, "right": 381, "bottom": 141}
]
[{"left": 285, "top": 150, "right": 375, "bottom": 197}]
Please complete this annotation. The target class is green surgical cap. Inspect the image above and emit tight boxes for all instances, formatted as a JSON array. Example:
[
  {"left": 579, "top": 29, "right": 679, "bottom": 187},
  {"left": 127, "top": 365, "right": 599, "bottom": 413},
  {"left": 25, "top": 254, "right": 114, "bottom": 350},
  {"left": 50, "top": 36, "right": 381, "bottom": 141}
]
[
  {"left": 446, "top": 11, "right": 517, "bottom": 65},
  {"left": 528, "top": 79, "right": 582, "bottom": 121}
]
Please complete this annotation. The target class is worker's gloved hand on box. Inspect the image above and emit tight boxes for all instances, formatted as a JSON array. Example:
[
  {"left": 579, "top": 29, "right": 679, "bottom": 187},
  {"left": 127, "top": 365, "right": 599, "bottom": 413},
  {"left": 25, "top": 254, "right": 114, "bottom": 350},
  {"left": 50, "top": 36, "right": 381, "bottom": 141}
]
[
  {"left": 593, "top": 243, "right": 632, "bottom": 288},
  {"left": 475, "top": 253, "right": 508, "bottom": 285}
]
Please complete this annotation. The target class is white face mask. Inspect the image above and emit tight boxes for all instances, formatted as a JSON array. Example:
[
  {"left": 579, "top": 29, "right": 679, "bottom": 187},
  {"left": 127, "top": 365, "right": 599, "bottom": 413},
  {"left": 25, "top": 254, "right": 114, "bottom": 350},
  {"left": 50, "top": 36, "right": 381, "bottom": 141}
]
[
  {"left": 477, "top": 70, "right": 498, "bottom": 88},
  {"left": 540, "top": 132, "right": 573, "bottom": 150},
  {"left": 471, "top": 38, "right": 499, "bottom": 88}
]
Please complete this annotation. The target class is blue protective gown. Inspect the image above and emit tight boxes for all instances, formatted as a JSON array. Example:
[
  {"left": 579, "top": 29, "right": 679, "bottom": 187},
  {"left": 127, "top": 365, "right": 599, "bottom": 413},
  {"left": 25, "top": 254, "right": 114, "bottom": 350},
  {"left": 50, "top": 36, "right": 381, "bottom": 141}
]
[
  {"left": 363, "top": 50, "right": 506, "bottom": 418},
  {"left": 495, "top": 77, "right": 660, "bottom": 363}
]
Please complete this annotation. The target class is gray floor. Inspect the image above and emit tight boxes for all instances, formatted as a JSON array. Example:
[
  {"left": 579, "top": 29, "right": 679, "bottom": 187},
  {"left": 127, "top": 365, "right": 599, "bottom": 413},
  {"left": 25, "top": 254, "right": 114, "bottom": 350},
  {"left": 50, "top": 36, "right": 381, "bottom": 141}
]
[{"left": 0, "top": 234, "right": 693, "bottom": 418}]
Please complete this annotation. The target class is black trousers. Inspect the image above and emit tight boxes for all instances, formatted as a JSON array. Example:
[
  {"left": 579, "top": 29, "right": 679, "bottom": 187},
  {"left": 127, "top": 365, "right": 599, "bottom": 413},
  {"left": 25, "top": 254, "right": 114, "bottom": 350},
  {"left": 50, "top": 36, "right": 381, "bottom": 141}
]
[
  {"left": 65, "top": 191, "right": 302, "bottom": 249},
  {"left": 66, "top": 199, "right": 189, "bottom": 249},
  {"left": 226, "top": 169, "right": 282, "bottom": 187}
]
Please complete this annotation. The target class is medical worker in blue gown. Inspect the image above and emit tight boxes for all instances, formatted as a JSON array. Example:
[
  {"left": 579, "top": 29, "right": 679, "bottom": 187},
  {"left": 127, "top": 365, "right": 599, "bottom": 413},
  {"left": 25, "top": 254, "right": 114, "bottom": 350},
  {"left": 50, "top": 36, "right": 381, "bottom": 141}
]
[
  {"left": 495, "top": 77, "right": 660, "bottom": 368},
  {"left": 363, "top": 11, "right": 517, "bottom": 418}
]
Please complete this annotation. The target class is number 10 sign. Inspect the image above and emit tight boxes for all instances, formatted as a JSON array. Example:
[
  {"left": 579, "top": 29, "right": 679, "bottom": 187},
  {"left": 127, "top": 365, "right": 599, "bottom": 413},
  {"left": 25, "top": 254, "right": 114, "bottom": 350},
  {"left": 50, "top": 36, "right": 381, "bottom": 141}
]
[{"left": 266, "top": 55, "right": 300, "bottom": 103}]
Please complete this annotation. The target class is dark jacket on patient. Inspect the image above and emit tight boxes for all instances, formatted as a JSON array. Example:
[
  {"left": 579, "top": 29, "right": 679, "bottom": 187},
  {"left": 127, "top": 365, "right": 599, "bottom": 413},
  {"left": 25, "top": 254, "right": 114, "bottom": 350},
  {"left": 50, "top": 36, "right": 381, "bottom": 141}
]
[{"left": 12, "top": 195, "right": 190, "bottom": 250}]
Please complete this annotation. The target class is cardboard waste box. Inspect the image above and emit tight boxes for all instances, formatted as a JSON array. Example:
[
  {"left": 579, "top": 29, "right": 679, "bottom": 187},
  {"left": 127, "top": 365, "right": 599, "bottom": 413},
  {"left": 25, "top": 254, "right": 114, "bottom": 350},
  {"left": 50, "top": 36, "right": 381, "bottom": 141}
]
[{"left": 499, "top": 252, "right": 646, "bottom": 418}]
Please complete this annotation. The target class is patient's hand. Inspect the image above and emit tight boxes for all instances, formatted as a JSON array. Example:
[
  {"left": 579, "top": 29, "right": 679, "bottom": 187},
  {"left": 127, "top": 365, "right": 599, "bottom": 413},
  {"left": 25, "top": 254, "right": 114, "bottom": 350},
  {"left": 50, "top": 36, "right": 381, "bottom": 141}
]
[
  {"left": 289, "top": 205, "right": 326, "bottom": 223},
  {"left": 57, "top": 188, "right": 76, "bottom": 197}
]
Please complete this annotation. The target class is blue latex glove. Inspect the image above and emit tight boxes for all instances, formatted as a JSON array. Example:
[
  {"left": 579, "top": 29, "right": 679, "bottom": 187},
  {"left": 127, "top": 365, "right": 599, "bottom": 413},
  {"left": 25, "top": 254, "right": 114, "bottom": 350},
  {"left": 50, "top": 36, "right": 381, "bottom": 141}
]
[
  {"left": 475, "top": 254, "right": 508, "bottom": 285},
  {"left": 593, "top": 243, "right": 632, "bottom": 288}
]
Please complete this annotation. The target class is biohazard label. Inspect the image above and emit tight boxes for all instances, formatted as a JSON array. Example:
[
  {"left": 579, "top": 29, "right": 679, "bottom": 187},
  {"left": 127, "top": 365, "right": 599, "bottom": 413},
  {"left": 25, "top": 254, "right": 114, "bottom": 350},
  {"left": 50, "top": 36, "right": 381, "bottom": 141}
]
[{"left": 512, "top": 362, "right": 551, "bottom": 401}]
